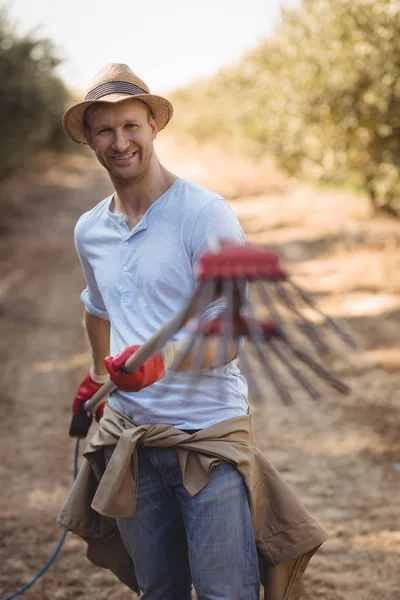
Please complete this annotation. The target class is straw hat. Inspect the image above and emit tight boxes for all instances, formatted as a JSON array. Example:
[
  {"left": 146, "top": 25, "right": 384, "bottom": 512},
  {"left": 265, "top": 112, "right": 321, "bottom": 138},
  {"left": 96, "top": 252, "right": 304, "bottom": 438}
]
[{"left": 62, "top": 63, "right": 174, "bottom": 144}]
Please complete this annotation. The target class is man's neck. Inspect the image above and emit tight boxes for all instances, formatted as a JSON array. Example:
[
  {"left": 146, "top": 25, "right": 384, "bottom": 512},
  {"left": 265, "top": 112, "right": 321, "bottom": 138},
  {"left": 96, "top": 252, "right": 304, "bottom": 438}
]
[{"left": 111, "top": 159, "right": 179, "bottom": 225}]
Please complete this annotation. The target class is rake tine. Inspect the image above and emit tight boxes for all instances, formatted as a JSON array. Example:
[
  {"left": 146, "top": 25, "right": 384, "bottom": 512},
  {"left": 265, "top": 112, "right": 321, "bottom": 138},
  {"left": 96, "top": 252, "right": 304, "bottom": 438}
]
[
  {"left": 181, "top": 278, "right": 220, "bottom": 400},
  {"left": 182, "top": 333, "right": 210, "bottom": 399},
  {"left": 258, "top": 277, "right": 351, "bottom": 395},
  {"left": 172, "top": 277, "right": 219, "bottom": 372},
  {"left": 229, "top": 280, "right": 265, "bottom": 403},
  {"left": 219, "top": 278, "right": 234, "bottom": 365},
  {"left": 189, "top": 278, "right": 234, "bottom": 401},
  {"left": 287, "top": 278, "right": 358, "bottom": 349},
  {"left": 236, "top": 340, "right": 265, "bottom": 404},
  {"left": 289, "top": 342, "right": 350, "bottom": 394},
  {"left": 154, "top": 278, "right": 218, "bottom": 398},
  {"left": 238, "top": 277, "right": 292, "bottom": 406},
  {"left": 232, "top": 278, "right": 246, "bottom": 314},
  {"left": 274, "top": 281, "right": 330, "bottom": 354},
  {"left": 190, "top": 278, "right": 219, "bottom": 372},
  {"left": 189, "top": 330, "right": 208, "bottom": 375},
  {"left": 211, "top": 277, "right": 237, "bottom": 402},
  {"left": 256, "top": 279, "right": 291, "bottom": 340},
  {"left": 268, "top": 339, "right": 320, "bottom": 401}
]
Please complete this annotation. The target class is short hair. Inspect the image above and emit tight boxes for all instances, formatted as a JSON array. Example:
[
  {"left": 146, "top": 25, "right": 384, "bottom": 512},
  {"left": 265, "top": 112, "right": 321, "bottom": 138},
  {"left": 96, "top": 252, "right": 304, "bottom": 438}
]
[{"left": 83, "top": 99, "right": 154, "bottom": 131}]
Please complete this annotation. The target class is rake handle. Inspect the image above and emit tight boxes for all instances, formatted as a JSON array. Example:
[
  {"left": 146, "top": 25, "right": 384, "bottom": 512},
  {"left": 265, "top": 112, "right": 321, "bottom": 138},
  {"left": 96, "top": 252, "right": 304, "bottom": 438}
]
[{"left": 83, "top": 283, "right": 205, "bottom": 414}]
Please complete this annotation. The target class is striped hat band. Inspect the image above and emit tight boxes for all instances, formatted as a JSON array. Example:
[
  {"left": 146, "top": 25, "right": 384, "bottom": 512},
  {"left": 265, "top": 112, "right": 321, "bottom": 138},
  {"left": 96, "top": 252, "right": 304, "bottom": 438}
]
[
  {"left": 84, "top": 81, "right": 147, "bottom": 102},
  {"left": 62, "top": 63, "right": 173, "bottom": 143}
]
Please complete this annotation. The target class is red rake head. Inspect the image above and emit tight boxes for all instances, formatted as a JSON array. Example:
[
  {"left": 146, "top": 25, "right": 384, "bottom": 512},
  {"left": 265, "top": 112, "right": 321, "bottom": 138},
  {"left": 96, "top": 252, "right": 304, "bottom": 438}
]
[
  {"left": 201, "top": 316, "right": 280, "bottom": 339},
  {"left": 196, "top": 242, "right": 287, "bottom": 280},
  {"left": 159, "top": 240, "right": 355, "bottom": 406}
]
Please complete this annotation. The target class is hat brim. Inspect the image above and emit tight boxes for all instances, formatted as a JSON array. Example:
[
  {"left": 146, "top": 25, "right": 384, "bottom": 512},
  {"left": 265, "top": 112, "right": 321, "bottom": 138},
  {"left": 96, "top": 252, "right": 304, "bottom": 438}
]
[{"left": 62, "top": 93, "right": 174, "bottom": 144}]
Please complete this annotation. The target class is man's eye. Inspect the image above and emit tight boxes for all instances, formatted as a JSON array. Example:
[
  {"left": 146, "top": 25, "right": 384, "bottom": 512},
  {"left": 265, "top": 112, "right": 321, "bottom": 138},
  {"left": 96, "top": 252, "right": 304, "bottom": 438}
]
[
  {"left": 126, "top": 123, "right": 138, "bottom": 128},
  {"left": 98, "top": 128, "right": 111, "bottom": 134}
]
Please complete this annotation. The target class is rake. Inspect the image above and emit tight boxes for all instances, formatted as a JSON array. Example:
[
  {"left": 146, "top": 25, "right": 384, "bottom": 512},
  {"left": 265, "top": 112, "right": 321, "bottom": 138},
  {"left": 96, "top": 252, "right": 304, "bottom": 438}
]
[{"left": 70, "top": 239, "right": 355, "bottom": 438}]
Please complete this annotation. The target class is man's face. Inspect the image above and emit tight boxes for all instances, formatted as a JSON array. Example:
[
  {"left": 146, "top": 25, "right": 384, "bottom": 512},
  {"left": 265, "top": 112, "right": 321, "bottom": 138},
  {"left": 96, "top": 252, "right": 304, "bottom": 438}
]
[{"left": 84, "top": 99, "right": 157, "bottom": 182}]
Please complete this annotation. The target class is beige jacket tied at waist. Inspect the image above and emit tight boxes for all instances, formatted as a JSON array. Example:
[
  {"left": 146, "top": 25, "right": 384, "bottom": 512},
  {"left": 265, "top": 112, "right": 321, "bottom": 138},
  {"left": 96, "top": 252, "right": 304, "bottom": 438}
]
[{"left": 57, "top": 405, "right": 328, "bottom": 599}]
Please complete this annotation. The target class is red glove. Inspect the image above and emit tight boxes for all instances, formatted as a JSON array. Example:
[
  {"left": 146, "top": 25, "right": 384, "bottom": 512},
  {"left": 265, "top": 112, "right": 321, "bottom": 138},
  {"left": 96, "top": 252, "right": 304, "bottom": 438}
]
[
  {"left": 72, "top": 372, "right": 106, "bottom": 422},
  {"left": 104, "top": 345, "right": 166, "bottom": 392}
]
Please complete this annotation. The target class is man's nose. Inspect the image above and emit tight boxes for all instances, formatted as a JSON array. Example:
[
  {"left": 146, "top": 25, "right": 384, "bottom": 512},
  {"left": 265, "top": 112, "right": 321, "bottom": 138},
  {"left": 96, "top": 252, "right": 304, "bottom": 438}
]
[{"left": 113, "top": 130, "right": 130, "bottom": 153}]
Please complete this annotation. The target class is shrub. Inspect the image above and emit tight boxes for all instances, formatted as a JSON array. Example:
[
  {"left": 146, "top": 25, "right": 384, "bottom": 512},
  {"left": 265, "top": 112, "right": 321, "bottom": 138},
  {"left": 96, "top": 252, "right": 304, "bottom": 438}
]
[
  {"left": 170, "top": 0, "right": 400, "bottom": 215},
  {"left": 0, "top": 10, "right": 71, "bottom": 181}
]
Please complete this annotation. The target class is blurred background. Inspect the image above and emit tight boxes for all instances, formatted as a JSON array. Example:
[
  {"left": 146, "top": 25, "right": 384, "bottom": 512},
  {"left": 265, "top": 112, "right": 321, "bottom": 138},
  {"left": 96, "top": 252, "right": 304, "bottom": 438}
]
[{"left": 0, "top": 1, "right": 399, "bottom": 599}]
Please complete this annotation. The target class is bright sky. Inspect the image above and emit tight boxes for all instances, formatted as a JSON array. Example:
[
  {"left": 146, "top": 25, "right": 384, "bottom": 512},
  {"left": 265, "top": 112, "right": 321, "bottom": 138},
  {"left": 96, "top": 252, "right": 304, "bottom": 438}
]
[{"left": 5, "top": 0, "right": 299, "bottom": 94}]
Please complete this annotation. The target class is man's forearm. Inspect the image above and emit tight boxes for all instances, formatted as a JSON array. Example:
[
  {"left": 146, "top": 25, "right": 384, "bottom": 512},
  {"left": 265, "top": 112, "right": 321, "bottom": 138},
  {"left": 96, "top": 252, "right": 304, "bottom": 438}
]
[
  {"left": 172, "top": 292, "right": 242, "bottom": 371},
  {"left": 84, "top": 310, "right": 111, "bottom": 376}
]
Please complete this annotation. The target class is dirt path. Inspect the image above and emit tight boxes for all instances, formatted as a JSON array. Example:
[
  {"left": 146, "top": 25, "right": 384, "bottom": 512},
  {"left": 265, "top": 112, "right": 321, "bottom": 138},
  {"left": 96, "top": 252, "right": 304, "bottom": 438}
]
[{"left": 0, "top": 138, "right": 399, "bottom": 600}]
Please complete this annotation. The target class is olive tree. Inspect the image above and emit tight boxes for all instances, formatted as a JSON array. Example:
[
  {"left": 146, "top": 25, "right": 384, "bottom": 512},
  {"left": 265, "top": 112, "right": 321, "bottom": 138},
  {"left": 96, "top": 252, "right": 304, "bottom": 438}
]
[{"left": 0, "top": 10, "right": 71, "bottom": 181}]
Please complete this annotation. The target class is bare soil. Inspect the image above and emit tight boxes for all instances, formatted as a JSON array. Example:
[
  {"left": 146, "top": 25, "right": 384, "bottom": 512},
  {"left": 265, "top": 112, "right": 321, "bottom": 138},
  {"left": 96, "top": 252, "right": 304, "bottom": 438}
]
[{"left": 0, "top": 136, "right": 399, "bottom": 600}]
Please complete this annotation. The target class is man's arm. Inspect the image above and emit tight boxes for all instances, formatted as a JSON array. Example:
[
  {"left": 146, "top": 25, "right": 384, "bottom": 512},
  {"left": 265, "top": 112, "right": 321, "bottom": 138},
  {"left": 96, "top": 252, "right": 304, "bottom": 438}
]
[
  {"left": 71, "top": 311, "right": 110, "bottom": 422},
  {"left": 84, "top": 310, "right": 110, "bottom": 376}
]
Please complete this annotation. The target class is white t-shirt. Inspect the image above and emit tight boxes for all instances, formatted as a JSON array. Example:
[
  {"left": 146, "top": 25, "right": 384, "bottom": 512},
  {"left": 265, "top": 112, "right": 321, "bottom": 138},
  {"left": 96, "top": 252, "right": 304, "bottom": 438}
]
[{"left": 74, "top": 178, "right": 249, "bottom": 429}]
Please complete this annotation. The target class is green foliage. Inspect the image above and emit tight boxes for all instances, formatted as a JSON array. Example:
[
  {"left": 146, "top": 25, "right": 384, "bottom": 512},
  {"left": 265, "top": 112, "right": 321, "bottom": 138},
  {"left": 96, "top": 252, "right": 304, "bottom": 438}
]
[
  {"left": 0, "top": 10, "right": 71, "bottom": 181},
  {"left": 170, "top": 0, "right": 400, "bottom": 216}
]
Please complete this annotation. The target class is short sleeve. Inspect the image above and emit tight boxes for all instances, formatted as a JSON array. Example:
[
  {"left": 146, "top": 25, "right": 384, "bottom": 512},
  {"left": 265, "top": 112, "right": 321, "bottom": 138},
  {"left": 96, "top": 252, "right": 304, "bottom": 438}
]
[
  {"left": 188, "top": 198, "right": 246, "bottom": 360},
  {"left": 190, "top": 198, "right": 245, "bottom": 267},
  {"left": 74, "top": 219, "right": 109, "bottom": 320}
]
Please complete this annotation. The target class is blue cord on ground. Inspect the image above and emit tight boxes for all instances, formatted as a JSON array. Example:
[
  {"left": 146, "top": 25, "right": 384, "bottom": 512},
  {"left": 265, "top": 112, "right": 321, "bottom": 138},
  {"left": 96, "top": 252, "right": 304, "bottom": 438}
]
[{"left": 1, "top": 439, "right": 80, "bottom": 600}]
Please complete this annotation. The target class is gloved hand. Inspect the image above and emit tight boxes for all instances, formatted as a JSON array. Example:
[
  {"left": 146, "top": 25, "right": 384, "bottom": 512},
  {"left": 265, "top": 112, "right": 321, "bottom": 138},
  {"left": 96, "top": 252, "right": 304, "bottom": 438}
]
[
  {"left": 72, "top": 371, "right": 107, "bottom": 422},
  {"left": 104, "top": 345, "right": 166, "bottom": 392}
]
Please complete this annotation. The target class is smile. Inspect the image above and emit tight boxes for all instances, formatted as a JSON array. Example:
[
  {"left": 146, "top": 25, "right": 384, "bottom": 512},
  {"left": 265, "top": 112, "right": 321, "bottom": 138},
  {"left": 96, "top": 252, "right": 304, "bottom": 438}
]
[{"left": 112, "top": 151, "right": 138, "bottom": 162}]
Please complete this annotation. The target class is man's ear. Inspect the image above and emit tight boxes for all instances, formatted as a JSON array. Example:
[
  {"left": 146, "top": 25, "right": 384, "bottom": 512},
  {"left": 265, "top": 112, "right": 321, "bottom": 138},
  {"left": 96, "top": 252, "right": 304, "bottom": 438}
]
[
  {"left": 150, "top": 117, "right": 158, "bottom": 140},
  {"left": 83, "top": 128, "right": 93, "bottom": 148}
]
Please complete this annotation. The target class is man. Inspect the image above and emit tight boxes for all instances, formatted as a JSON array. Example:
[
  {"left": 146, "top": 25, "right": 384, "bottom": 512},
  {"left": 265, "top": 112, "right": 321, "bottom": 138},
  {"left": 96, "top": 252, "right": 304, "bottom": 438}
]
[{"left": 60, "top": 63, "right": 327, "bottom": 600}]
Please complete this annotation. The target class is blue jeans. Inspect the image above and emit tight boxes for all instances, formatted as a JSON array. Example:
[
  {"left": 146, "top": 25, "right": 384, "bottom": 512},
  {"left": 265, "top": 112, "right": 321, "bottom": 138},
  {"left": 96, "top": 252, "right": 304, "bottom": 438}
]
[{"left": 104, "top": 445, "right": 260, "bottom": 600}]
